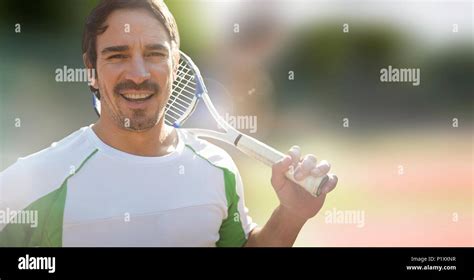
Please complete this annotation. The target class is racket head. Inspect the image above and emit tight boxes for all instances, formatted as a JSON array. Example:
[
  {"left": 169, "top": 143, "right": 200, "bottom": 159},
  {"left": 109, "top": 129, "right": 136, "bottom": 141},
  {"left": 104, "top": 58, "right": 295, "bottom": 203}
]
[{"left": 92, "top": 50, "right": 207, "bottom": 128}]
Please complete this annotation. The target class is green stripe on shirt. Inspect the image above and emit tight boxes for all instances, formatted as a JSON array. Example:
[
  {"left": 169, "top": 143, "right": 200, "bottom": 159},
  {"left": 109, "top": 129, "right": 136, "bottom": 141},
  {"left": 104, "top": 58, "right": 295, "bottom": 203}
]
[
  {"left": 185, "top": 144, "right": 247, "bottom": 247},
  {"left": 0, "top": 149, "right": 98, "bottom": 247}
]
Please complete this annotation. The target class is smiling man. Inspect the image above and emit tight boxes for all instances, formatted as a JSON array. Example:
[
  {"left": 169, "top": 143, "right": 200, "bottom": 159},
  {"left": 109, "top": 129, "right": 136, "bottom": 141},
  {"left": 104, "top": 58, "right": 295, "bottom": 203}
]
[{"left": 0, "top": 0, "right": 337, "bottom": 247}]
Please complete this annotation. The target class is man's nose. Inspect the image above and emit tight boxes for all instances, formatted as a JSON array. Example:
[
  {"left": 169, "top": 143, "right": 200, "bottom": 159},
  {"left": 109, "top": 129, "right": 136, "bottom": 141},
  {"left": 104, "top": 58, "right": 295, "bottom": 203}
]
[{"left": 125, "top": 56, "right": 151, "bottom": 85}]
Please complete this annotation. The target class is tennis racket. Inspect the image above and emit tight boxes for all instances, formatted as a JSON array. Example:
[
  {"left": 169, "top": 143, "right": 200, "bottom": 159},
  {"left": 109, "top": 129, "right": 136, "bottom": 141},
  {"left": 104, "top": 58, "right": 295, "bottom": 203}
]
[{"left": 93, "top": 51, "right": 329, "bottom": 197}]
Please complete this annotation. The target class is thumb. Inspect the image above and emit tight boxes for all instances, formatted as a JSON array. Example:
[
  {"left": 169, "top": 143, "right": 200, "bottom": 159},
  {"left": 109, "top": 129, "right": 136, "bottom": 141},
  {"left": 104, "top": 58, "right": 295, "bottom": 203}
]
[{"left": 271, "top": 155, "right": 292, "bottom": 192}]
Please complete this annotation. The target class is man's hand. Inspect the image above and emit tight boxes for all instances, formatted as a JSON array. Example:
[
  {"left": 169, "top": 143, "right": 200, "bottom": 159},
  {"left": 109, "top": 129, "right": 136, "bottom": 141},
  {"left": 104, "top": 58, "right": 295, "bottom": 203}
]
[
  {"left": 271, "top": 145, "right": 338, "bottom": 221},
  {"left": 245, "top": 145, "right": 337, "bottom": 247}
]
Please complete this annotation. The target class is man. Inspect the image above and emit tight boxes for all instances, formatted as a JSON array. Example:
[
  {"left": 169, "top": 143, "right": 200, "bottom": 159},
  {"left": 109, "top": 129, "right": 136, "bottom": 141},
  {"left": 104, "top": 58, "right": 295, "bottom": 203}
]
[{"left": 0, "top": 0, "right": 338, "bottom": 247}]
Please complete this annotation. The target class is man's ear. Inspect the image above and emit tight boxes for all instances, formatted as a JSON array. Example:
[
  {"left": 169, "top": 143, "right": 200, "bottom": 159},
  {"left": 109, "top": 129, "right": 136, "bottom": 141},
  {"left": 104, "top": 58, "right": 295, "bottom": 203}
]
[{"left": 83, "top": 53, "right": 99, "bottom": 90}]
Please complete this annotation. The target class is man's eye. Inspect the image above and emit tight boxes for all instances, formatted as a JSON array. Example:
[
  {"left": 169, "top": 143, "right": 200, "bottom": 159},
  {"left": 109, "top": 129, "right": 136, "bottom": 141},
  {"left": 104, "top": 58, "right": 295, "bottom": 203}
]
[
  {"left": 147, "top": 52, "right": 166, "bottom": 57},
  {"left": 108, "top": 54, "right": 127, "bottom": 59}
]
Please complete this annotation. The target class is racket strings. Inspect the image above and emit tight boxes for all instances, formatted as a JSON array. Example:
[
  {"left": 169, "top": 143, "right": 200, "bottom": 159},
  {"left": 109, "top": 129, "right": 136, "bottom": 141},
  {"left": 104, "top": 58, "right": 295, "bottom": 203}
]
[{"left": 165, "top": 59, "right": 198, "bottom": 126}]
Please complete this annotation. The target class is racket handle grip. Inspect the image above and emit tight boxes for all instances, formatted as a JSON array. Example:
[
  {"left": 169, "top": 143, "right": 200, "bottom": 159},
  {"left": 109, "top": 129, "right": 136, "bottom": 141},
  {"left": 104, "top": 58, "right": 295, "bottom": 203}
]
[{"left": 235, "top": 134, "right": 328, "bottom": 197}]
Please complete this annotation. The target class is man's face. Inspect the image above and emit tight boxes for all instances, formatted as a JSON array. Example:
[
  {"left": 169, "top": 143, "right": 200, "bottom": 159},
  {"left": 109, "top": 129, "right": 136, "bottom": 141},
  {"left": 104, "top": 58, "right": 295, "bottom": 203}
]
[{"left": 94, "top": 8, "right": 175, "bottom": 131}]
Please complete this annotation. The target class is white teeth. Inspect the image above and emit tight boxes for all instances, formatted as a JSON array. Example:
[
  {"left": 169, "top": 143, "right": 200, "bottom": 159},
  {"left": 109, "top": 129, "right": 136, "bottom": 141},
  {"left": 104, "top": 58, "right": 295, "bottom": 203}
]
[{"left": 122, "top": 93, "right": 153, "bottom": 100}]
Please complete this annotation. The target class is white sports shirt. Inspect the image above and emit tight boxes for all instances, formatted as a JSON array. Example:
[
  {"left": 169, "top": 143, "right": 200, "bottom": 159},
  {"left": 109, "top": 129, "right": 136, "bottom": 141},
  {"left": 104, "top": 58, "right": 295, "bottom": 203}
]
[{"left": 0, "top": 126, "right": 257, "bottom": 247}]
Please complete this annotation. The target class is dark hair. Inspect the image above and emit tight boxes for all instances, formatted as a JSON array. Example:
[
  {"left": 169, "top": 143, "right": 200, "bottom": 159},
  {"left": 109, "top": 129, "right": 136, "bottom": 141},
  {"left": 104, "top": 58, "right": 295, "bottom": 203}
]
[{"left": 82, "top": 0, "right": 180, "bottom": 97}]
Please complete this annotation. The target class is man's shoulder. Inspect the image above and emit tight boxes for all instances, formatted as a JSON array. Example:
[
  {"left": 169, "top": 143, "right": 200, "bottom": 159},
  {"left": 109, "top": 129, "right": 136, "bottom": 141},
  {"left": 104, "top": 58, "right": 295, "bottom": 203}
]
[
  {"left": 0, "top": 126, "right": 98, "bottom": 226},
  {"left": 178, "top": 129, "right": 239, "bottom": 175},
  {"left": 8, "top": 126, "right": 95, "bottom": 171},
  {"left": 1, "top": 126, "right": 97, "bottom": 189}
]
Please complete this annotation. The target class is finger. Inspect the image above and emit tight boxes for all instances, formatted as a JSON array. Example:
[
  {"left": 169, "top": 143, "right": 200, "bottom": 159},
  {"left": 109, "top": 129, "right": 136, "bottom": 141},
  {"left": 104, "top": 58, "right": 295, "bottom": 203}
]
[
  {"left": 288, "top": 146, "right": 301, "bottom": 166},
  {"left": 272, "top": 155, "right": 292, "bottom": 174},
  {"left": 271, "top": 155, "right": 292, "bottom": 189},
  {"left": 320, "top": 174, "right": 338, "bottom": 194},
  {"left": 311, "top": 160, "right": 331, "bottom": 177},
  {"left": 294, "top": 154, "right": 317, "bottom": 181}
]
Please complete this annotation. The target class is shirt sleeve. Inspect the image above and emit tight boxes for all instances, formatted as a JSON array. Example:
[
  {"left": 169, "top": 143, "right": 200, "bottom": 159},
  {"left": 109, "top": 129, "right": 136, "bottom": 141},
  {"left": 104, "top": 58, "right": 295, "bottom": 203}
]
[{"left": 216, "top": 167, "right": 257, "bottom": 247}]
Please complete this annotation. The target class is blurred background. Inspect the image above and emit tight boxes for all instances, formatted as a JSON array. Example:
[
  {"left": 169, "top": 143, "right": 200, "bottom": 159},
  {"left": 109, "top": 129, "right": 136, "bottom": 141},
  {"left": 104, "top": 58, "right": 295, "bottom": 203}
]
[{"left": 0, "top": 0, "right": 472, "bottom": 246}]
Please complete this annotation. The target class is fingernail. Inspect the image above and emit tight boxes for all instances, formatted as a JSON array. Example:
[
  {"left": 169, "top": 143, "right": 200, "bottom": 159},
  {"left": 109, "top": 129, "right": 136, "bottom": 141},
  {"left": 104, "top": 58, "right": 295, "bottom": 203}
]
[
  {"left": 290, "top": 145, "right": 300, "bottom": 151},
  {"left": 312, "top": 168, "right": 321, "bottom": 177},
  {"left": 322, "top": 185, "right": 330, "bottom": 194},
  {"left": 283, "top": 156, "right": 292, "bottom": 164},
  {"left": 288, "top": 146, "right": 300, "bottom": 157},
  {"left": 323, "top": 182, "right": 336, "bottom": 194}
]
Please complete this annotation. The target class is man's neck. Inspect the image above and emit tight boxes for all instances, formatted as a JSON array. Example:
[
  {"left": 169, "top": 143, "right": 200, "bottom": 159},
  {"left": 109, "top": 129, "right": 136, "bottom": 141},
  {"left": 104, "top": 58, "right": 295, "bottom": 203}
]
[{"left": 92, "top": 117, "right": 178, "bottom": 157}]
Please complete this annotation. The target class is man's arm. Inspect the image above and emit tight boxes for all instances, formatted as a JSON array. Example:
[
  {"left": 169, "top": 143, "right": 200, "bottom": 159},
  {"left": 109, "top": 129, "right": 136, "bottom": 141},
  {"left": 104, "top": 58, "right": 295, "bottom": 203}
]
[
  {"left": 245, "top": 146, "right": 338, "bottom": 247},
  {"left": 245, "top": 205, "right": 307, "bottom": 247}
]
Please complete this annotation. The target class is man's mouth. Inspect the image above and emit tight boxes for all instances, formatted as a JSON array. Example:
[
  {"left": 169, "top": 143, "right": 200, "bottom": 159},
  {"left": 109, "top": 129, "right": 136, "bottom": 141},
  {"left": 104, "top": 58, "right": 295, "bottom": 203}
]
[{"left": 120, "top": 92, "right": 155, "bottom": 102}]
